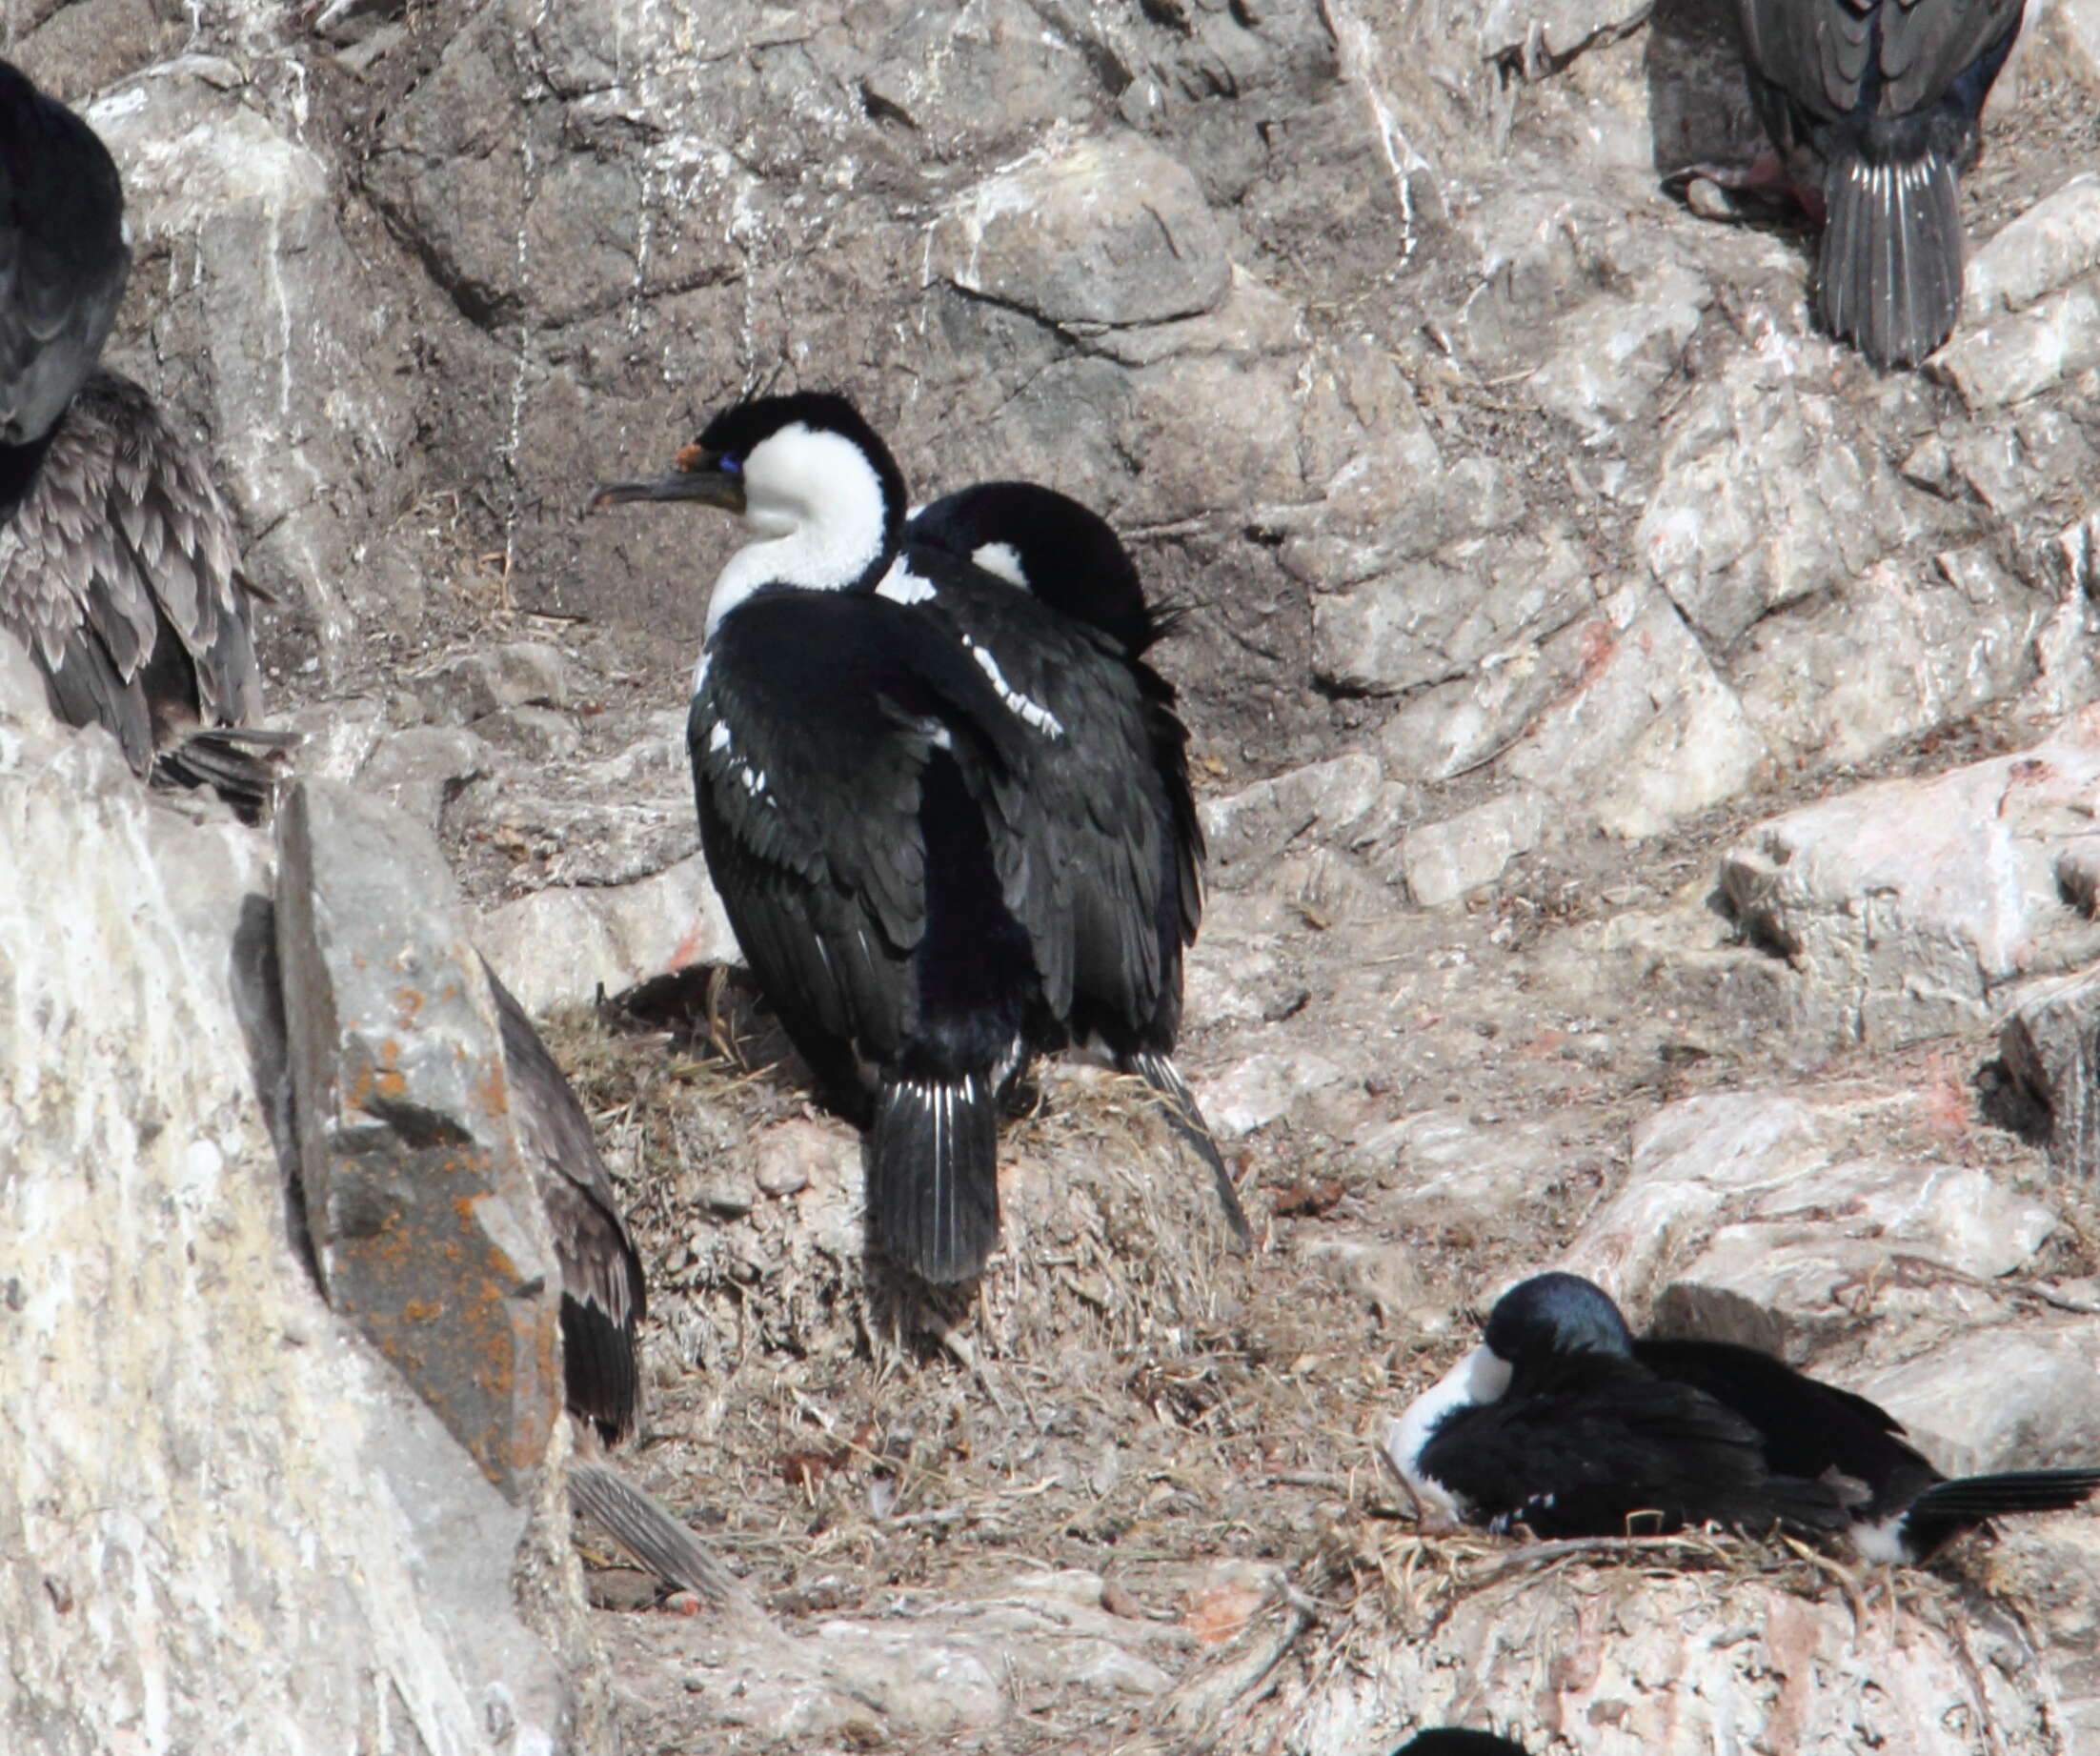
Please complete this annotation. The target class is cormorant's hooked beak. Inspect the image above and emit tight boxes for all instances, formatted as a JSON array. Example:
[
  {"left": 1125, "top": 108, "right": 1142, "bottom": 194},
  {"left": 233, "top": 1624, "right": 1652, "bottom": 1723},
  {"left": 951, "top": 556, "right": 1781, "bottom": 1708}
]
[{"left": 588, "top": 444, "right": 745, "bottom": 515}]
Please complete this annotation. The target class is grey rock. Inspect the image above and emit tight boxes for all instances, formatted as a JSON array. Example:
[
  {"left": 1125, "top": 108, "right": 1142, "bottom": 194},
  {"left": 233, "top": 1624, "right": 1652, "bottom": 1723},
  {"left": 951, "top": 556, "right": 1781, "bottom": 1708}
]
[
  {"left": 927, "top": 133, "right": 1230, "bottom": 330},
  {"left": 1862, "top": 1325, "right": 2100, "bottom": 1480},
  {"left": 1933, "top": 276, "right": 2100, "bottom": 412},
  {"left": 357, "top": 724, "right": 493, "bottom": 831},
  {"left": 275, "top": 778, "right": 563, "bottom": 1501},
  {"left": 1968, "top": 175, "right": 2100, "bottom": 315},
  {"left": 2037, "top": 0, "right": 2100, "bottom": 94},
  {"left": 1311, "top": 524, "right": 1595, "bottom": 696},
  {"left": 1500, "top": 582, "right": 1767, "bottom": 838},
  {"left": 1190, "top": 1049, "right": 1347, "bottom": 1139},
  {"left": 0, "top": 664, "right": 586, "bottom": 1754},
  {"left": 1636, "top": 358, "right": 1912, "bottom": 648},
  {"left": 419, "top": 642, "right": 571, "bottom": 725},
  {"left": 478, "top": 704, "right": 586, "bottom": 763},
  {"left": 1719, "top": 714, "right": 2100, "bottom": 1046},
  {"left": 85, "top": 63, "right": 421, "bottom": 658},
  {"left": 1168, "top": 1552, "right": 2055, "bottom": 1754},
  {"left": 1727, "top": 548, "right": 2051, "bottom": 771},
  {"left": 476, "top": 853, "right": 739, "bottom": 1014},
  {"left": 1527, "top": 269, "right": 1708, "bottom": 442},
  {"left": 2000, "top": 967, "right": 2100, "bottom": 1175},
  {"left": 1481, "top": 0, "right": 1651, "bottom": 73},
  {"left": 1200, "top": 754, "right": 1391, "bottom": 873},
  {"left": 1399, "top": 788, "right": 1547, "bottom": 906}
]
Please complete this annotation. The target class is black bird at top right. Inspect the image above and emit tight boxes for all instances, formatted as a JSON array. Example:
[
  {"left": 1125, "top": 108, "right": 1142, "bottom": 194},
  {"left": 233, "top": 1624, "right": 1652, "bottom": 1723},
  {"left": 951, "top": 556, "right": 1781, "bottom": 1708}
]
[{"left": 1736, "top": 0, "right": 2027, "bottom": 369}]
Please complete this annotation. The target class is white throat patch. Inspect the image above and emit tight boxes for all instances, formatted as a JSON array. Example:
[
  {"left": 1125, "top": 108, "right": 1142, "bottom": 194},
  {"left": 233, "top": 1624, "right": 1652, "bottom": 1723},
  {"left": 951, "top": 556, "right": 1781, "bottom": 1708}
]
[
  {"left": 704, "top": 422, "right": 891, "bottom": 641},
  {"left": 1382, "top": 1344, "right": 1515, "bottom": 1525}
]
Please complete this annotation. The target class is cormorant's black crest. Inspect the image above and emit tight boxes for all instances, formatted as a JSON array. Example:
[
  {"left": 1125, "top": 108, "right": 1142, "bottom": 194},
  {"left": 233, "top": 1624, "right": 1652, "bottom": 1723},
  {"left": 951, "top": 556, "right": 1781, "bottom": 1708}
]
[
  {"left": 1483, "top": 1272, "right": 1635, "bottom": 1367},
  {"left": 0, "top": 58, "right": 131, "bottom": 459}
]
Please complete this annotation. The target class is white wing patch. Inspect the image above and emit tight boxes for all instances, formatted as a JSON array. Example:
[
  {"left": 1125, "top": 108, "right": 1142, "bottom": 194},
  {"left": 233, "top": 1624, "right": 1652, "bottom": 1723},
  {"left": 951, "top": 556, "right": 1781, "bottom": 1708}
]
[
  {"left": 877, "top": 556, "right": 939, "bottom": 605},
  {"left": 969, "top": 540, "right": 1028, "bottom": 589},
  {"left": 707, "top": 721, "right": 732, "bottom": 753},
  {"left": 961, "top": 634, "right": 1064, "bottom": 739}
]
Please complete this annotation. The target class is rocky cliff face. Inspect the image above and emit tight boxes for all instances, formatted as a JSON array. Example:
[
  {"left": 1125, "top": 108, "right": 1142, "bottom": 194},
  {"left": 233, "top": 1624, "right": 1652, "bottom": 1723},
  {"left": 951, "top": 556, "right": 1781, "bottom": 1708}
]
[{"left": 11, "top": 0, "right": 2100, "bottom": 1751}]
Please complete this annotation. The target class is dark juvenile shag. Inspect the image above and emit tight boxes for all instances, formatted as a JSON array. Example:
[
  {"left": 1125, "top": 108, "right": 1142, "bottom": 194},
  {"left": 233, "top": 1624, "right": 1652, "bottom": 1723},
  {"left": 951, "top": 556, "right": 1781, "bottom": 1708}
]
[
  {"left": 901, "top": 481, "right": 1246, "bottom": 1247},
  {"left": 594, "top": 394, "right": 1222, "bottom": 1282},
  {"left": 1738, "top": 0, "right": 2026, "bottom": 368},
  {"left": 0, "top": 60, "right": 290, "bottom": 817},
  {"left": 1386, "top": 1272, "right": 2100, "bottom": 1561},
  {"left": 488, "top": 964, "right": 647, "bottom": 1444}
]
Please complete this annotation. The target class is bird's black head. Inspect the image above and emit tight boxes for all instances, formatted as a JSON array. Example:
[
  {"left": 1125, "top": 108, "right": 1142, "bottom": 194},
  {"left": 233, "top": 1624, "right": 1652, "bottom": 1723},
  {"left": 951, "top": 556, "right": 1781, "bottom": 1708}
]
[
  {"left": 1483, "top": 1272, "right": 1634, "bottom": 1368},
  {"left": 1391, "top": 1732, "right": 1529, "bottom": 1756},
  {"left": 907, "top": 480, "right": 1162, "bottom": 655},
  {"left": 593, "top": 389, "right": 904, "bottom": 541}
]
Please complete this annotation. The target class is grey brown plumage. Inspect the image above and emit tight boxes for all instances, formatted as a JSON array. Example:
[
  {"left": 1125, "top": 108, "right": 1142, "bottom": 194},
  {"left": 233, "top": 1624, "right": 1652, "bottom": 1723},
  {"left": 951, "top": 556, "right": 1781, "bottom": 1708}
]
[
  {"left": 1738, "top": 0, "right": 2026, "bottom": 367},
  {"left": 487, "top": 964, "right": 647, "bottom": 1445},
  {"left": 0, "top": 369, "right": 292, "bottom": 817}
]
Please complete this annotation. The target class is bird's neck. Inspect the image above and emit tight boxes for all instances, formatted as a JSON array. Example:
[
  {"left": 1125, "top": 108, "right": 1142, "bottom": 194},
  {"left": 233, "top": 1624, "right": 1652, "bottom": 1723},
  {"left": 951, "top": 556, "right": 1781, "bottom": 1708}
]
[{"left": 703, "top": 515, "right": 893, "bottom": 643}]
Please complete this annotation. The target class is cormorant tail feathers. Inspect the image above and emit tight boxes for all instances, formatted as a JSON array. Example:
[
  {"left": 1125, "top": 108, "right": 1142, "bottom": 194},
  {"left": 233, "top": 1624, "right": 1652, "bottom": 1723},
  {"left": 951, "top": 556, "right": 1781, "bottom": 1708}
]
[
  {"left": 868, "top": 1071, "right": 1000, "bottom": 1282},
  {"left": 1124, "top": 1047, "right": 1252, "bottom": 1250},
  {"left": 568, "top": 1462, "right": 769, "bottom": 1618},
  {"left": 1818, "top": 146, "right": 1964, "bottom": 370}
]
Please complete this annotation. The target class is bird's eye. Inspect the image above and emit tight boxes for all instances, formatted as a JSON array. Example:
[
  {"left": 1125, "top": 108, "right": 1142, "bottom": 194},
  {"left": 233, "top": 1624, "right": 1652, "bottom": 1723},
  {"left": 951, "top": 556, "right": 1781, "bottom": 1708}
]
[{"left": 719, "top": 454, "right": 742, "bottom": 474}]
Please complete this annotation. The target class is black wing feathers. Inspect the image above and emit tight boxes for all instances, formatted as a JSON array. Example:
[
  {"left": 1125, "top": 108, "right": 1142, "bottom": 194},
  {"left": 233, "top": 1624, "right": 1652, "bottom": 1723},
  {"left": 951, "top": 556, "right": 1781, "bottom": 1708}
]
[
  {"left": 0, "top": 60, "right": 130, "bottom": 453},
  {"left": 487, "top": 963, "right": 647, "bottom": 1443},
  {"left": 1424, "top": 1351, "right": 1851, "bottom": 1540}
]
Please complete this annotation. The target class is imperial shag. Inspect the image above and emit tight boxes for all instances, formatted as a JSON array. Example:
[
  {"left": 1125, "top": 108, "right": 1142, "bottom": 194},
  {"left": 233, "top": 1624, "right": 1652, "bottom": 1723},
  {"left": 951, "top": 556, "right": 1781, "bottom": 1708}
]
[
  {"left": 1736, "top": 0, "right": 2026, "bottom": 368},
  {"left": 594, "top": 393, "right": 1225, "bottom": 1282},
  {"left": 0, "top": 61, "right": 290, "bottom": 817},
  {"left": 1385, "top": 1273, "right": 2100, "bottom": 1560},
  {"left": 488, "top": 963, "right": 646, "bottom": 1444},
  {"left": 899, "top": 480, "right": 1245, "bottom": 1247}
]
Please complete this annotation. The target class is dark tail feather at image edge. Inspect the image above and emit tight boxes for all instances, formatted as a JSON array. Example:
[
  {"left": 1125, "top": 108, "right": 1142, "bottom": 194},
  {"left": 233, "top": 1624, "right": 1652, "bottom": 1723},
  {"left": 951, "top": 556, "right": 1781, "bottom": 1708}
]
[{"left": 1125, "top": 1048, "right": 1253, "bottom": 1249}]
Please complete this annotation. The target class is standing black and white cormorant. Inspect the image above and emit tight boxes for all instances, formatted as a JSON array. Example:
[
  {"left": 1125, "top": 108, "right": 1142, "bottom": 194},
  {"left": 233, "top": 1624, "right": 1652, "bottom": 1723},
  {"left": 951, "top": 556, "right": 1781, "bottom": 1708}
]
[
  {"left": 1736, "top": 0, "right": 2027, "bottom": 368},
  {"left": 487, "top": 963, "right": 647, "bottom": 1444},
  {"left": 593, "top": 394, "right": 1221, "bottom": 1282},
  {"left": 1385, "top": 1273, "right": 2100, "bottom": 1560},
  {"left": 0, "top": 59, "right": 290, "bottom": 818},
  {"left": 899, "top": 480, "right": 1246, "bottom": 1247}
]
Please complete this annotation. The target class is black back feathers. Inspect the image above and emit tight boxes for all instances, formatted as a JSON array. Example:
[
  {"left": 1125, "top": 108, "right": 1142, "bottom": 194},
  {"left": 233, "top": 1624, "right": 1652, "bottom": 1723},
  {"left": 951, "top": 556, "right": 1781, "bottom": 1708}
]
[{"left": 0, "top": 58, "right": 130, "bottom": 456}]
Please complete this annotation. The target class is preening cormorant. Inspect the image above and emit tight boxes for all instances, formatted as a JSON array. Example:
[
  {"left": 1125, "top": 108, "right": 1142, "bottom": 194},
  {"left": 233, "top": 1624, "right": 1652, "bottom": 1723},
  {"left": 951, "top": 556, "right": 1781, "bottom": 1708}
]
[
  {"left": 1385, "top": 1272, "right": 2100, "bottom": 1560},
  {"left": 899, "top": 480, "right": 1246, "bottom": 1247},
  {"left": 0, "top": 59, "right": 290, "bottom": 817},
  {"left": 594, "top": 394, "right": 1229, "bottom": 1281}
]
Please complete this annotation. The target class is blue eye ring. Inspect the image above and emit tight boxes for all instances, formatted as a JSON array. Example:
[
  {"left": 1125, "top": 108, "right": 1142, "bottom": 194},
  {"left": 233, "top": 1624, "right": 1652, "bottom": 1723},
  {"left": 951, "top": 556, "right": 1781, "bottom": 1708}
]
[{"left": 719, "top": 454, "right": 741, "bottom": 474}]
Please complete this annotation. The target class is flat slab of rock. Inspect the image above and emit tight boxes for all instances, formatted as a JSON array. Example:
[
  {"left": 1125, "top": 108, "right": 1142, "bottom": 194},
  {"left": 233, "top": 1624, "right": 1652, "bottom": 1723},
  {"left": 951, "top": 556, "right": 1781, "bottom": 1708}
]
[
  {"left": 276, "top": 778, "right": 562, "bottom": 1499},
  {"left": 1719, "top": 708, "right": 2100, "bottom": 1047},
  {"left": 1564, "top": 1088, "right": 2057, "bottom": 1351}
]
